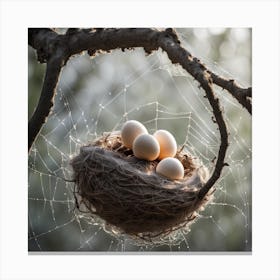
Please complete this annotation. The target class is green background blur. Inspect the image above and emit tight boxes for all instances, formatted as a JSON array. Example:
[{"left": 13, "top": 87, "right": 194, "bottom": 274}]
[{"left": 28, "top": 28, "right": 252, "bottom": 252}]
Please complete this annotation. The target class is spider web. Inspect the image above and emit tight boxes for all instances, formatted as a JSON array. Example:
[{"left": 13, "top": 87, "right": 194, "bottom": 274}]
[{"left": 28, "top": 28, "right": 251, "bottom": 252}]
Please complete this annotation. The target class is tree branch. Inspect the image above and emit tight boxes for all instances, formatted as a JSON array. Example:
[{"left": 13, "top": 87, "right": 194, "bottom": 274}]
[
  {"left": 28, "top": 55, "right": 64, "bottom": 151},
  {"left": 210, "top": 73, "right": 252, "bottom": 114},
  {"left": 28, "top": 28, "right": 251, "bottom": 197},
  {"left": 155, "top": 29, "right": 229, "bottom": 198},
  {"left": 28, "top": 28, "right": 60, "bottom": 63}
]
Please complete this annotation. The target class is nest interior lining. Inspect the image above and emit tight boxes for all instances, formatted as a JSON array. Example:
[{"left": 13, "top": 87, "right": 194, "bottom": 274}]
[{"left": 71, "top": 132, "right": 214, "bottom": 241}]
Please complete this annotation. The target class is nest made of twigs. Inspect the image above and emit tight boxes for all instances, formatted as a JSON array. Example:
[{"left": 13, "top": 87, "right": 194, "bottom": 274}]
[{"left": 71, "top": 131, "right": 214, "bottom": 242}]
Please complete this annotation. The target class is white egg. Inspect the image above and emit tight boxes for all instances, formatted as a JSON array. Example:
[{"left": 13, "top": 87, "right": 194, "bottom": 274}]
[
  {"left": 121, "top": 120, "right": 148, "bottom": 148},
  {"left": 133, "top": 134, "right": 160, "bottom": 161},
  {"left": 156, "top": 157, "right": 184, "bottom": 180},
  {"left": 153, "top": 130, "right": 177, "bottom": 159}
]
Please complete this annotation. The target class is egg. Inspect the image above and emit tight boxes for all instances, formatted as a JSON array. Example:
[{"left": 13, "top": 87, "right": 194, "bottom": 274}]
[
  {"left": 133, "top": 134, "right": 160, "bottom": 161},
  {"left": 156, "top": 157, "right": 184, "bottom": 180},
  {"left": 121, "top": 120, "right": 148, "bottom": 148},
  {"left": 153, "top": 130, "right": 177, "bottom": 159}
]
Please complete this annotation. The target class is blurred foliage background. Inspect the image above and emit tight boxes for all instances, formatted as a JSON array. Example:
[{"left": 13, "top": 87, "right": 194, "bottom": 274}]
[{"left": 28, "top": 28, "right": 251, "bottom": 252}]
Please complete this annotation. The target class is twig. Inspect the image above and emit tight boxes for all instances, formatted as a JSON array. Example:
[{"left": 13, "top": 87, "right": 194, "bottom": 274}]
[{"left": 210, "top": 73, "right": 252, "bottom": 114}]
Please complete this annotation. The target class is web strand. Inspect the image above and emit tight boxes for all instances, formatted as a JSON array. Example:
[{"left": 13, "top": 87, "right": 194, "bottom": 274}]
[{"left": 28, "top": 30, "right": 251, "bottom": 252}]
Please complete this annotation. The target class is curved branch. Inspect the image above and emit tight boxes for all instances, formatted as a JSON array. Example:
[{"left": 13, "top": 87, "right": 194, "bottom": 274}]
[
  {"left": 28, "top": 28, "right": 250, "bottom": 196},
  {"left": 156, "top": 30, "right": 229, "bottom": 198},
  {"left": 62, "top": 28, "right": 252, "bottom": 113},
  {"left": 28, "top": 55, "right": 64, "bottom": 151}
]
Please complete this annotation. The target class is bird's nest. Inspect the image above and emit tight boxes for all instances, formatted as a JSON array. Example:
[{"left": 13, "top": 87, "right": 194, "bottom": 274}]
[{"left": 71, "top": 131, "right": 215, "bottom": 244}]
